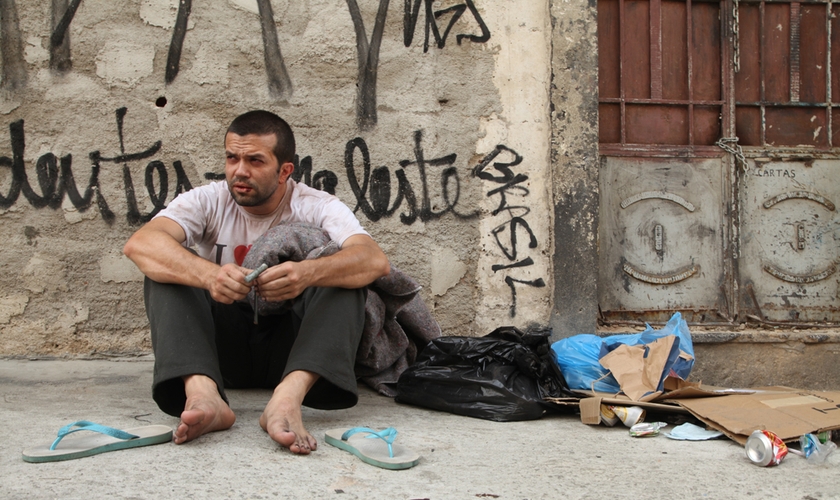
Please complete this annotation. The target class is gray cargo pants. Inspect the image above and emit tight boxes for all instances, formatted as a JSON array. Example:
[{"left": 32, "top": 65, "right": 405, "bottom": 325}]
[{"left": 143, "top": 278, "right": 366, "bottom": 417}]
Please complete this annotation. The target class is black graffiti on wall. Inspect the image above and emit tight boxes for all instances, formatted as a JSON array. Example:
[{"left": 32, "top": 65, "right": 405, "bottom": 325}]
[
  {"left": 404, "top": 0, "right": 490, "bottom": 52},
  {"left": 345, "top": 130, "right": 479, "bottom": 224},
  {"left": 290, "top": 155, "right": 339, "bottom": 195},
  {"left": 1, "top": 111, "right": 487, "bottom": 228},
  {"left": 165, "top": 0, "right": 190, "bottom": 84},
  {"left": 474, "top": 145, "right": 545, "bottom": 317},
  {"left": 346, "top": 0, "right": 390, "bottom": 131},
  {"left": 2, "top": 1, "right": 490, "bottom": 129},
  {"left": 50, "top": 0, "right": 81, "bottom": 73},
  {"left": 256, "top": 0, "right": 293, "bottom": 99},
  {"left": 0, "top": 108, "right": 192, "bottom": 225},
  {"left": 211, "top": 128, "right": 481, "bottom": 224},
  {"left": 165, "top": 0, "right": 292, "bottom": 99}
]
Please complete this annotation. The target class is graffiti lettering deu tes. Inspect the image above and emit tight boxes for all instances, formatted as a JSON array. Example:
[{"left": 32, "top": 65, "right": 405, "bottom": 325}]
[
  {"left": 0, "top": 108, "right": 481, "bottom": 229},
  {"left": 0, "top": 108, "right": 193, "bottom": 225}
]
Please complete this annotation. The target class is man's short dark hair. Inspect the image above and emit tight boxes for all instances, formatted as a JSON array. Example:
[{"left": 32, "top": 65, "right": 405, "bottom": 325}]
[{"left": 226, "top": 110, "right": 296, "bottom": 164}]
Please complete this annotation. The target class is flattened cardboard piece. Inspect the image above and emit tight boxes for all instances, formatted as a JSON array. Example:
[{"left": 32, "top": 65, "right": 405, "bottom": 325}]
[
  {"left": 598, "top": 336, "right": 678, "bottom": 401},
  {"left": 580, "top": 397, "right": 604, "bottom": 425},
  {"left": 676, "top": 388, "right": 840, "bottom": 444},
  {"left": 572, "top": 379, "right": 754, "bottom": 402}
]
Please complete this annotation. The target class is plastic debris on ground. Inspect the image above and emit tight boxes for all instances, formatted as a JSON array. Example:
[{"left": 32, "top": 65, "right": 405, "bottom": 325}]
[
  {"left": 549, "top": 312, "right": 840, "bottom": 452},
  {"left": 551, "top": 312, "right": 694, "bottom": 401},
  {"left": 396, "top": 326, "right": 575, "bottom": 422},
  {"left": 663, "top": 422, "right": 724, "bottom": 441},
  {"left": 629, "top": 422, "right": 667, "bottom": 437},
  {"left": 799, "top": 433, "right": 837, "bottom": 464}
]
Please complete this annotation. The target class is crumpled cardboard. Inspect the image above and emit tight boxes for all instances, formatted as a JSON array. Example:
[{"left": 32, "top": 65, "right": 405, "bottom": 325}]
[{"left": 598, "top": 335, "right": 679, "bottom": 401}]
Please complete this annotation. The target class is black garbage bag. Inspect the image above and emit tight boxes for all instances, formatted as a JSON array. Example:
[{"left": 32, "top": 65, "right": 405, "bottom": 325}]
[{"left": 395, "top": 326, "right": 574, "bottom": 421}]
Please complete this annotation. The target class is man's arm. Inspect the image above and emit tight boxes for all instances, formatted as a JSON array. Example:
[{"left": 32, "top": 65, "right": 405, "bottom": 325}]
[
  {"left": 254, "top": 234, "right": 390, "bottom": 303},
  {"left": 123, "top": 217, "right": 252, "bottom": 304}
]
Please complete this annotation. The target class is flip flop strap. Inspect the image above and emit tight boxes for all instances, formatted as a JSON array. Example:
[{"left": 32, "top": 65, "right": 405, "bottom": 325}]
[
  {"left": 340, "top": 427, "right": 398, "bottom": 458},
  {"left": 50, "top": 420, "right": 139, "bottom": 451}
]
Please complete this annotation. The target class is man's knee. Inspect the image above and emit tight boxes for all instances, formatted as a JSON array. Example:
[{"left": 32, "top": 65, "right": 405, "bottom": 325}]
[{"left": 300, "top": 286, "right": 366, "bottom": 310}]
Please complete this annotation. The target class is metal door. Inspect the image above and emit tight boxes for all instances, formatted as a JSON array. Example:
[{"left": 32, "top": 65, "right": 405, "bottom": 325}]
[
  {"left": 734, "top": 0, "right": 840, "bottom": 325},
  {"left": 597, "top": 0, "right": 840, "bottom": 325}
]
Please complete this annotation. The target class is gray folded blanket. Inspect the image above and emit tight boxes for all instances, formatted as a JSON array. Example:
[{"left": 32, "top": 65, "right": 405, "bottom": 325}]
[{"left": 241, "top": 222, "right": 441, "bottom": 396}]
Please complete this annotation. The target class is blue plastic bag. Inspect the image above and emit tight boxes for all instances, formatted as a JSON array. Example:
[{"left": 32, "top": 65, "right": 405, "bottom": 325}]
[{"left": 551, "top": 312, "right": 695, "bottom": 394}]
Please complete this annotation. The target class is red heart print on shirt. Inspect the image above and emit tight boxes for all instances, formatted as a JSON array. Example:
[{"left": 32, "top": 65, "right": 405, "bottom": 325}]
[{"left": 234, "top": 245, "right": 252, "bottom": 265}]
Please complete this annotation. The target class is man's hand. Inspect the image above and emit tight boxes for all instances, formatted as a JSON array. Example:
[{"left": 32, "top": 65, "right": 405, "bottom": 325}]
[
  {"left": 209, "top": 263, "right": 255, "bottom": 304},
  {"left": 253, "top": 261, "right": 313, "bottom": 303},
  {"left": 252, "top": 234, "right": 390, "bottom": 303},
  {"left": 124, "top": 217, "right": 261, "bottom": 303}
]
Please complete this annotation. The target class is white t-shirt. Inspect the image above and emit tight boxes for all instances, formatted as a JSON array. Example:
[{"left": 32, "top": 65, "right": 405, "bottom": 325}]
[{"left": 154, "top": 179, "right": 369, "bottom": 266}]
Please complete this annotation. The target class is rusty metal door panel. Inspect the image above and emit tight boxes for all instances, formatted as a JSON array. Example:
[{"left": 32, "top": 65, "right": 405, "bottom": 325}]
[
  {"left": 766, "top": 107, "right": 829, "bottom": 147},
  {"left": 599, "top": 0, "right": 621, "bottom": 99},
  {"left": 735, "top": 106, "right": 762, "bottom": 146},
  {"left": 599, "top": 156, "right": 729, "bottom": 323},
  {"left": 834, "top": 109, "right": 840, "bottom": 146},
  {"left": 735, "top": 0, "right": 837, "bottom": 148},
  {"left": 799, "top": 4, "right": 828, "bottom": 103},
  {"left": 597, "top": 0, "right": 840, "bottom": 327},
  {"left": 735, "top": 3, "right": 761, "bottom": 103},
  {"left": 662, "top": 1, "right": 689, "bottom": 100},
  {"left": 600, "top": 104, "right": 622, "bottom": 143},
  {"left": 598, "top": 0, "right": 725, "bottom": 148},
  {"left": 739, "top": 158, "right": 840, "bottom": 323},
  {"left": 624, "top": 0, "right": 653, "bottom": 99},
  {"left": 690, "top": 2, "right": 722, "bottom": 101},
  {"left": 695, "top": 106, "right": 723, "bottom": 144},
  {"left": 764, "top": 4, "right": 792, "bottom": 103},
  {"left": 626, "top": 105, "right": 690, "bottom": 144}
]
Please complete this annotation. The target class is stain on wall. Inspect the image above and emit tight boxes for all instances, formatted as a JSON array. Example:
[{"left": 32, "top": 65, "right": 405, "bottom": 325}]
[{"left": 0, "top": 0, "right": 27, "bottom": 91}]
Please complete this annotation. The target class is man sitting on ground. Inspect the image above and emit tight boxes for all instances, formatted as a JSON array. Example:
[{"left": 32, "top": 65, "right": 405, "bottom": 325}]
[{"left": 124, "top": 110, "right": 389, "bottom": 454}]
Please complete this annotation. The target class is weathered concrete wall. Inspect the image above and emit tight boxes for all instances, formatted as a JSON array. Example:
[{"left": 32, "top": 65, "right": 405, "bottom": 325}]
[
  {"left": 693, "top": 334, "right": 840, "bottom": 390},
  {"left": 0, "top": 0, "right": 573, "bottom": 356},
  {"left": 548, "top": 0, "right": 599, "bottom": 338}
]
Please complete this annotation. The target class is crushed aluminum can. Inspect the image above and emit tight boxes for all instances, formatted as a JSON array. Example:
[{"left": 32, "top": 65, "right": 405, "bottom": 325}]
[{"left": 745, "top": 430, "right": 788, "bottom": 467}]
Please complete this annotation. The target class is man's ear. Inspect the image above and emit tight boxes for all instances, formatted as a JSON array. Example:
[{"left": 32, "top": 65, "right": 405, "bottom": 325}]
[{"left": 279, "top": 161, "right": 294, "bottom": 181}]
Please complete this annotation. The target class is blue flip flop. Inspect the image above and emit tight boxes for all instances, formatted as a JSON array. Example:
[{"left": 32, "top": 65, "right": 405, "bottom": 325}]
[
  {"left": 22, "top": 420, "right": 172, "bottom": 463},
  {"left": 325, "top": 427, "right": 421, "bottom": 470}
]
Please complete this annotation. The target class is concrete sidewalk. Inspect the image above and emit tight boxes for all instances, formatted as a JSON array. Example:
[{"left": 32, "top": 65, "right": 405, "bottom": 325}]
[{"left": 1, "top": 358, "right": 838, "bottom": 500}]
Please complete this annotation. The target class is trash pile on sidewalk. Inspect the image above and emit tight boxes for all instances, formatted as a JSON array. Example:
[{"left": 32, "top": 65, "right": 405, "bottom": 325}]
[{"left": 395, "top": 312, "right": 840, "bottom": 467}]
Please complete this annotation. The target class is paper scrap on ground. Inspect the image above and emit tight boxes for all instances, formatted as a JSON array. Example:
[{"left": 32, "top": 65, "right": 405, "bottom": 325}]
[{"left": 664, "top": 422, "right": 724, "bottom": 441}]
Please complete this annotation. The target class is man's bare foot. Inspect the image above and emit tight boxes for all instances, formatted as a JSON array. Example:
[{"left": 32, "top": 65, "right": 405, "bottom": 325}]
[
  {"left": 173, "top": 374, "right": 236, "bottom": 444},
  {"left": 260, "top": 370, "right": 319, "bottom": 454}
]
